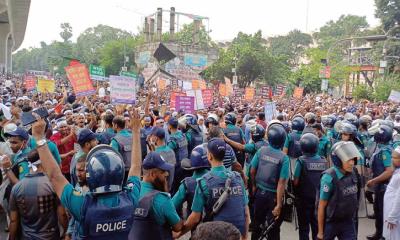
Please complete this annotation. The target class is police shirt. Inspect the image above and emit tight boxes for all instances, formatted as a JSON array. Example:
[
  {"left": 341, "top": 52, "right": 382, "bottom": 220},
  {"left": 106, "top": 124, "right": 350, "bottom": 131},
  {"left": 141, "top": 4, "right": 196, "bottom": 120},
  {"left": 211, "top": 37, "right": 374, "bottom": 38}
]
[
  {"left": 191, "top": 166, "right": 249, "bottom": 213},
  {"left": 250, "top": 146, "right": 290, "bottom": 192},
  {"left": 139, "top": 181, "right": 181, "bottom": 226},
  {"left": 284, "top": 131, "right": 302, "bottom": 150},
  {"left": 111, "top": 129, "right": 132, "bottom": 154},
  {"left": 9, "top": 172, "right": 60, "bottom": 240},
  {"left": 60, "top": 176, "right": 140, "bottom": 236},
  {"left": 318, "top": 135, "right": 331, "bottom": 159},
  {"left": 29, "top": 138, "right": 61, "bottom": 165},
  {"left": 375, "top": 144, "right": 392, "bottom": 168},
  {"left": 172, "top": 169, "right": 209, "bottom": 208},
  {"left": 167, "top": 131, "right": 185, "bottom": 150},
  {"left": 319, "top": 166, "right": 345, "bottom": 200},
  {"left": 293, "top": 154, "right": 322, "bottom": 178},
  {"left": 11, "top": 147, "right": 31, "bottom": 180},
  {"left": 226, "top": 124, "right": 245, "bottom": 143},
  {"left": 155, "top": 145, "right": 175, "bottom": 156}
]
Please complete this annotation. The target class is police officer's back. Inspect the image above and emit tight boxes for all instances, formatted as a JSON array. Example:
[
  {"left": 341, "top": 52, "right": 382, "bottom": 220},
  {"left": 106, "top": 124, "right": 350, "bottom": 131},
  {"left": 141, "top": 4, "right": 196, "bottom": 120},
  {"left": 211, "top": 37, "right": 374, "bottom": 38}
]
[
  {"left": 176, "top": 138, "right": 249, "bottom": 239},
  {"left": 293, "top": 133, "right": 328, "bottom": 240},
  {"left": 110, "top": 116, "right": 133, "bottom": 179},
  {"left": 223, "top": 113, "right": 246, "bottom": 166},
  {"left": 180, "top": 114, "right": 204, "bottom": 153},
  {"left": 131, "top": 151, "right": 183, "bottom": 240},
  {"left": 283, "top": 115, "right": 305, "bottom": 159}
]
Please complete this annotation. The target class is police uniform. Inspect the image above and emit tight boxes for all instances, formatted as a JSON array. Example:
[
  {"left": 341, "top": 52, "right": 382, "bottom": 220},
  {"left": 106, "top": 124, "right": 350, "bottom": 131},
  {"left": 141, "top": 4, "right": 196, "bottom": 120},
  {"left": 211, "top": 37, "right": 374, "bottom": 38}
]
[
  {"left": 224, "top": 124, "right": 246, "bottom": 166},
  {"left": 318, "top": 135, "right": 331, "bottom": 159},
  {"left": 319, "top": 166, "right": 359, "bottom": 239},
  {"left": 250, "top": 145, "right": 290, "bottom": 240},
  {"left": 111, "top": 129, "right": 133, "bottom": 176},
  {"left": 155, "top": 145, "right": 176, "bottom": 191},
  {"left": 326, "top": 128, "right": 338, "bottom": 145},
  {"left": 168, "top": 131, "right": 189, "bottom": 194},
  {"left": 186, "top": 127, "right": 204, "bottom": 153},
  {"left": 284, "top": 130, "right": 303, "bottom": 159},
  {"left": 9, "top": 172, "right": 60, "bottom": 239},
  {"left": 191, "top": 165, "right": 248, "bottom": 235},
  {"left": 294, "top": 154, "right": 328, "bottom": 240}
]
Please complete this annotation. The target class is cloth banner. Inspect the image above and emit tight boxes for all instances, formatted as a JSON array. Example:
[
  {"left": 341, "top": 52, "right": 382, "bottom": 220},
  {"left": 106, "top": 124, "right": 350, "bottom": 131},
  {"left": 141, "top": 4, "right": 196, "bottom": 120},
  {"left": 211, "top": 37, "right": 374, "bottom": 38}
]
[
  {"left": 244, "top": 87, "right": 255, "bottom": 101},
  {"left": 224, "top": 77, "right": 234, "bottom": 96},
  {"left": 175, "top": 96, "right": 195, "bottom": 114},
  {"left": 202, "top": 89, "right": 213, "bottom": 107},
  {"left": 158, "top": 78, "right": 167, "bottom": 91},
  {"left": 24, "top": 75, "right": 36, "bottom": 90},
  {"left": 109, "top": 75, "right": 136, "bottom": 104},
  {"left": 65, "top": 64, "right": 95, "bottom": 96},
  {"left": 293, "top": 87, "right": 304, "bottom": 98},
  {"left": 37, "top": 78, "right": 55, "bottom": 93},
  {"left": 170, "top": 91, "right": 187, "bottom": 109},
  {"left": 388, "top": 90, "right": 400, "bottom": 103},
  {"left": 219, "top": 84, "right": 227, "bottom": 97},
  {"left": 186, "top": 90, "right": 205, "bottom": 110},
  {"left": 264, "top": 102, "right": 277, "bottom": 122}
]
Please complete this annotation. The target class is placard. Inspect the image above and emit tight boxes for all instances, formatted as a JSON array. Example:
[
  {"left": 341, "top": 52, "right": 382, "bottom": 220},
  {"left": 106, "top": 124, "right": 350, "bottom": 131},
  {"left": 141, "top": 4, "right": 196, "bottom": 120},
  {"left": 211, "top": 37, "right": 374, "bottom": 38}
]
[
  {"left": 175, "top": 96, "right": 195, "bottom": 114},
  {"left": 65, "top": 64, "right": 95, "bottom": 96},
  {"left": 219, "top": 84, "right": 227, "bottom": 97},
  {"left": 186, "top": 90, "right": 204, "bottom": 110},
  {"left": 170, "top": 91, "right": 186, "bottom": 109},
  {"left": 109, "top": 75, "right": 136, "bottom": 104},
  {"left": 388, "top": 90, "right": 400, "bottom": 103},
  {"left": 293, "top": 87, "right": 304, "bottom": 98},
  {"left": 24, "top": 75, "right": 36, "bottom": 90},
  {"left": 202, "top": 89, "right": 213, "bottom": 107},
  {"left": 244, "top": 87, "right": 255, "bottom": 101},
  {"left": 265, "top": 102, "right": 277, "bottom": 122},
  {"left": 37, "top": 78, "right": 55, "bottom": 93}
]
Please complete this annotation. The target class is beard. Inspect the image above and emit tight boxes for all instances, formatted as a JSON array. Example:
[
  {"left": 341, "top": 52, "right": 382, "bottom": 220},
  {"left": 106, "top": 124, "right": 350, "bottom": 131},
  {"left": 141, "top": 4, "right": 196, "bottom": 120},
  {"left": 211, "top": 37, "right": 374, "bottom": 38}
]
[
  {"left": 153, "top": 175, "right": 168, "bottom": 192},
  {"left": 78, "top": 179, "right": 87, "bottom": 187}
]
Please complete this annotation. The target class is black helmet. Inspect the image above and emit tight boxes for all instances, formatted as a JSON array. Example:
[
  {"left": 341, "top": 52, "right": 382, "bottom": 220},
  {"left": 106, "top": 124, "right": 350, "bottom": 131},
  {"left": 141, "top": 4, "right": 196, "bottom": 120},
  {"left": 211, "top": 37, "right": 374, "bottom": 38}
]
[
  {"left": 224, "top": 112, "right": 237, "bottom": 125},
  {"left": 267, "top": 123, "right": 287, "bottom": 149},
  {"left": 291, "top": 116, "right": 305, "bottom": 132},
  {"left": 86, "top": 145, "right": 125, "bottom": 195},
  {"left": 181, "top": 144, "right": 210, "bottom": 170},
  {"left": 324, "top": 115, "right": 337, "bottom": 128},
  {"left": 251, "top": 124, "right": 266, "bottom": 142},
  {"left": 374, "top": 125, "right": 393, "bottom": 144},
  {"left": 305, "top": 112, "right": 317, "bottom": 124},
  {"left": 359, "top": 115, "right": 372, "bottom": 128},
  {"left": 300, "top": 133, "right": 319, "bottom": 156},
  {"left": 205, "top": 113, "right": 219, "bottom": 128},
  {"left": 340, "top": 122, "right": 357, "bottom": 135}
]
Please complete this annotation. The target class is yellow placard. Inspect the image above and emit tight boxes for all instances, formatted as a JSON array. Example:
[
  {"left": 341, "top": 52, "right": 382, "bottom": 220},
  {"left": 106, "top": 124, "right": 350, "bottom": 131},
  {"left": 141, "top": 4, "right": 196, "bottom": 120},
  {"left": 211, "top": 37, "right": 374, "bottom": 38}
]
[
  {"left": 293, "top": 87, "right": 304, "bottom": 98},
  {"left": 219, "top": 83, "right": 227, "bottom": 97},
  {"left": 245, "top": 87, "right": 255, "bottom": 101},
  {"left": 37, "top": 78, "right": 55, "bottom": 93}
]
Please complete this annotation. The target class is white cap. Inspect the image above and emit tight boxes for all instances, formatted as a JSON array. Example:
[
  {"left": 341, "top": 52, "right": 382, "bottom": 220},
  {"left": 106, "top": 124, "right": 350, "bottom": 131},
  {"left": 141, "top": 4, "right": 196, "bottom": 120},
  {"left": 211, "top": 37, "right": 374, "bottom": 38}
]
[{"left": 0, "top": 103, "right": 12, "bottom": 120}]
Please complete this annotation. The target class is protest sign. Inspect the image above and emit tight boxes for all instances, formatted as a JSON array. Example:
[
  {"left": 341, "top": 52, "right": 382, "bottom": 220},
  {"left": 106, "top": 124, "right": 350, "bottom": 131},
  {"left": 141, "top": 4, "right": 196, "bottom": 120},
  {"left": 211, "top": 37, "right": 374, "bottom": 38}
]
[
  {"left": 293, "top": 87, "right": 304, "bottom": 98},
  {"left": 109, "top": 75, "right": 136, "bottom": 104},
  {"left": 245, "top": 87, "right": 255, "bottom": 101},
  {"left": 199, "top": 80, "right": 207, "bottom": 90},
  {"left": 388, "top": 90, "right": 400, "bottom": 103},
  {"left": 24, "top": 75, "right": 36, "bottom": 90},
  {"left": 158, "top": 79, "right": 167, "bottom": 90},
  {"left": 219, "top": 83, "right": 227, "bottom": 96},
  {"left": 192, "top": 80, "right": 201, "bottom": 90},
  {"left": 225, "top": 77, "right": 234, "bottom": 96},
  {"left": 264, "top": 102, "right": 277, "bottom": 122},
  {"left": 37, "top": 78, "right": 55, "bottom": 93},
  {"left": 170, "top": 91, "right": 187, "bottom": 109},
  {"left": 187, "top": 90, "right": 204, "bottom": 110},
  {"left": 89, "top": 64, "right": 106, "bottom": 81},
  {"left": 175, "top": 96, "right": 195, "bottom": 114},
  {"left": 65, "top": 64, "right": 95, "bottom": 96},
  {"left": 202, "top": 89, "right": 213, "bottom": 107}
]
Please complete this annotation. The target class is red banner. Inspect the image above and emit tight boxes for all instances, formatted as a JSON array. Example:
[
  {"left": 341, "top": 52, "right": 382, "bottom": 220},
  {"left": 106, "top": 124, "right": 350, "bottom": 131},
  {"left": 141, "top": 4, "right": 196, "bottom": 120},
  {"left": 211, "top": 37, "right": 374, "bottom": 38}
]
[
  {"left": 170, "top": 91, "right": 187, "bottom": 109},
  {"left": 65, "top": 64, "right": 95, "bottom": 96},
  {"left": 24, "top": 75, "right": 36, "bottom": 90},
  {"left": 202, "top": 89, "right": 213, "bottom": 107}
]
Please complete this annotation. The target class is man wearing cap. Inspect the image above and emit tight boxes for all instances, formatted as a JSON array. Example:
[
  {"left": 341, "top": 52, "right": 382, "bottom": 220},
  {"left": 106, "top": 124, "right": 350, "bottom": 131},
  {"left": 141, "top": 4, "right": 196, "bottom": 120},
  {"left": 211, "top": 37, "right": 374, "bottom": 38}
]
[
  {"left": 0, "top": 103, "right": 13, "bottom": 142},
  {"left": 167, "top": 117, "right": 189, "bottom": 194},
  {"left": 317, "top": 141, "right": 361, "bottom": 240},
  {"left": 176, "top": 138, "right": 249, "bottom": 239},
  {"left": 131, "top": 151, "right": 183, "bottom": 239},
  {"left": 149, "top": 127, "right": 176, "bottom": 191},
  {"left": 31, "top": 109, "right": 143, "bottom": 239},
  {"left": 70, "top": 129, "right": 98, "bottom": 187},
  {"left": 111, "top": 116, "right": 133, "bottom": 183},
  {"left": 7, "top": 149, "right": 67, "bottom": 240}
]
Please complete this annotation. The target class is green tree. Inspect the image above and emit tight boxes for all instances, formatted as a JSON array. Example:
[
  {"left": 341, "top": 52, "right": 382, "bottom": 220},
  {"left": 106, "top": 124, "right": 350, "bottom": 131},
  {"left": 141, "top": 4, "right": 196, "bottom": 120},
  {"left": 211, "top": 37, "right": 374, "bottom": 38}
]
[
  {"left": 373, "top": 73, "right": 400, "bottom": 101},
  {"left": 174, "top": 22, "right": 213, "bottom": 48},
  {"left": 268, "top": 29, "right": 313, "bottom": 67},
  {"left": 60, "top": 23, "right": 73, "bottom": 42},
  {"left": 375, "top": 0, "right": 400, "bottom": 31}
]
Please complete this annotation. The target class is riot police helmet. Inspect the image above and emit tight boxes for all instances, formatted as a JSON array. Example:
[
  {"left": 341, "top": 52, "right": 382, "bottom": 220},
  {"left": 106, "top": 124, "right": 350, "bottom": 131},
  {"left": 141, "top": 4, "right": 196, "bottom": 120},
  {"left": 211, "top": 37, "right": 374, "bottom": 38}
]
[
  {"left": 300, "top": 133, "right": 319, "bottom": 156},
  {"left": 374, "top": 124, "right": 393, "bottom": 144},
  {"left": 181, "top": 144, "right": 210, "bottom": 170},
  {"left": 267, "top": 122, "right": 287, "bottom": 149},
  {"left": 291, "top": 115, "right": 305, "bottom": 132},
  {"left": 224, "top": 112, "right": 237, "bottom": 125},
  {"left": 330, "top": 141, "right": 361, "bottom": 168},
  {"left": 251, "top": 124, "right": 266, "bottom": 142}
]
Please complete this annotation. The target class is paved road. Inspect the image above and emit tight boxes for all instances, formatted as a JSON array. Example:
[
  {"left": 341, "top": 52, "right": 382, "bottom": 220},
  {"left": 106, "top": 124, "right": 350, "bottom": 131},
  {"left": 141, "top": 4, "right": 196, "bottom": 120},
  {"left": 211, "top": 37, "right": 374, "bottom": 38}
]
[{"left": 0, "top": 205, "right": 375, "bottom": 239}]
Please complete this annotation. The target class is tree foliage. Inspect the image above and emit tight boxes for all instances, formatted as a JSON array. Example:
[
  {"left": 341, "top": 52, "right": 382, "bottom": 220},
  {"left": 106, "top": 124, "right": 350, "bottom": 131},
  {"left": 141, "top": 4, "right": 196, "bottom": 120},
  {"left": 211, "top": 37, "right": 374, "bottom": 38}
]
[
  {"left": 375, "top": 0, "right": 400, "bottom": 31},
  {"left": 60, "top": 23, "right": 73, "bottom": 43}
]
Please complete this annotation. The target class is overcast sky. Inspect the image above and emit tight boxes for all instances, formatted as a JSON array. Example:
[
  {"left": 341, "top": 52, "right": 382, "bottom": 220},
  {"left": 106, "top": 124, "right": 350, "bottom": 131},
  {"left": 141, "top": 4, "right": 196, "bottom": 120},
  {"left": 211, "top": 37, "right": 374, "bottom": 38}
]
[{"left": 19, "top": 0, "right": 380, "bottom": 50}]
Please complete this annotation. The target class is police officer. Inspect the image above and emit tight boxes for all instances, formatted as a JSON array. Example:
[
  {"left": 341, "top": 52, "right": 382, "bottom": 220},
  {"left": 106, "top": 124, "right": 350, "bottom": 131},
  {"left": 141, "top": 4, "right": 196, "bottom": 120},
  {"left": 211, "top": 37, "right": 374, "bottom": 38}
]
[
  {"left": 312, "top": 123, "right": 332, "bottom": 160},
  {"left": 172, "top": 144, "right": 210, "bottom": 217},
  {"left": 31, "top": 109, "right": 143, "bottom": 239},
  {"left": 303, "top": 112, "right": 317, "bottom": 135},
  {"left": 293, "top": 133, "right": 328, "bottom": 240},
  {"left": 323, "top": 115, "right": 338, "bottom": 145},
  {"left": 339, "top": 121, "right": 365, "bottom": 168},
  {"left": 223, "top": 112, "right": 246, "bottom": 167},
  {"left": 177, "top": 138, "right": 250, "bottom": 239},
  {"left": 149, "top": 127, "right": 176, "bottom": 192},
  {"left": 317, "top": 141, "right": 361, "bottom": 240},
  {"left": 359, "top": 115, "right": 372, "bottom": 149},
  {"left": 283, "top": 115, "right": 305, "bottom": 163},
  {"left": 131, "top": 151, "right": 183, "bottom": 239},
  {"left": 250, "top": 122, "right": 289, "bottom": 240},
  {"left": 179, "top": 114, "right": 204, "bottom": 153},
  {"left": 366, "top": 124, "right": 394, "bottom": 240},
  {"left": 111, "top": 116, "right": 133, "bottom": 183}
]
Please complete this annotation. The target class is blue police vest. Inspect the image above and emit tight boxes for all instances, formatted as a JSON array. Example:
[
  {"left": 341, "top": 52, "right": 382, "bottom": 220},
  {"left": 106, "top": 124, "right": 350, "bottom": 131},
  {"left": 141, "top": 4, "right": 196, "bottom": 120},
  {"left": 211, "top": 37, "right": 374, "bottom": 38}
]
[
  {"left": 112, "top": 134, "right": 132, "bottom": 171},
  {"left": 183, "top": 177, "right": 197, "bottom": 216},
  {"left": 248, "top": 140, "right": 269, "bottom": 163},
  {"left": 201, "top": 171, "right": 246, "bottom": 235},
  {"left": 371, "top": 145, "right": 392, "bottom": 192},
  {"left": 78, "top": 192, "right": 134, "bottom": 240},
  {"left": 324, "top": 168, "right": 358, "bottom": 222},
  {"left": 298, "top": 156, "right": 328, "bottom": 199},
  {"left": 288, "top": 132, "right": 302, "bottom": 158},
  {"left": 140, "top": 129, "right": 148, "bottom": 160},
  {"left": 255, "top": 146, "right": 285, "bottom": 190},
  {"left": 159, "top": 149, "right": 176, "bottom": 191},
  {"left": 224, "top": 126, "right": 245, "bottom": 163},
  {"left": 169, "top": 134, "right": 189, "bottom": 164},
  {"left": 187, "top": 128, "right": 204, "bottom": 153},
  {"left": 130, "top": 190, "right": 173, "bottom": 240}
]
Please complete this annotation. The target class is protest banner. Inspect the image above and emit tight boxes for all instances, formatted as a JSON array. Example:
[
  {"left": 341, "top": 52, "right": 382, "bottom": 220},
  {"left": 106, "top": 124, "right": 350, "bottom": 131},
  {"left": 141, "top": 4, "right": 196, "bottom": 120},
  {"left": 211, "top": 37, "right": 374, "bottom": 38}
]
[
  {"left": 24, "top": 75, "right": 36, "bottom": 90},
  {"left": 219, "top": 83, "right": 227, "bottom": 96},
  {"left": 388, "top": 90, "right": 400, "bottom": 103},
  {"left": 109, "top": 75, "right": 136, "bottom": 104},
  {"left": 199, "top": 80, "right": 207, "bottom": 90},
  {"left": 170, "top": 91, "right": 187, "bottom": 109},
  {"left": 89, "top": 64, "right": 106, "bottom": 81},
  {"left": 293, "top": 87, "right": 304, "bottom": 98},
  {"left": 37, "top": 78, "right": 55, "bottom": 93},
  {"left": 175, "top": 96, "right": 195, "bottom": 114},
  {"left": 65, "top": 64, "right": 95, "bottom": 96},
  {"left": 264, "top": 102, "right": 277, "bottom": 122},
  {"left": 192, "top": 80, "right": 201, "bottom": 90},
  {"left": 158, "top": 78, "right": 167, "bottom": 91},
  {"left": 202, "top": 89, "right": 213, "bottom": 107},
  {"left": 187, "top": 90, "right": 204, "bottom": 110},
  {"left": 225, "top": 77, "right": 234, "bottom": 96},
  {"left": 244, "top": 87, "right": 255, "bottom": 101}
]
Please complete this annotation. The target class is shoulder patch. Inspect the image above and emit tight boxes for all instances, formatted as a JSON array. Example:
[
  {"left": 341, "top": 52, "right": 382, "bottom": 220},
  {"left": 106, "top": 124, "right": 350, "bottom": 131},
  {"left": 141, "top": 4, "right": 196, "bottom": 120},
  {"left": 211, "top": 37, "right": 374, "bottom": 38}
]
[
  {"left": 382, "top": 154, "right": 387, "bottom": 160},
  {"left": 19, "top": 166, "right": 23, "bottom": 173},
  {"left": 323, "top": 184, "right": 330, "bottom": 193},
  {"left": 73, "top": 190, "right": 82, "bottom": 196}
]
